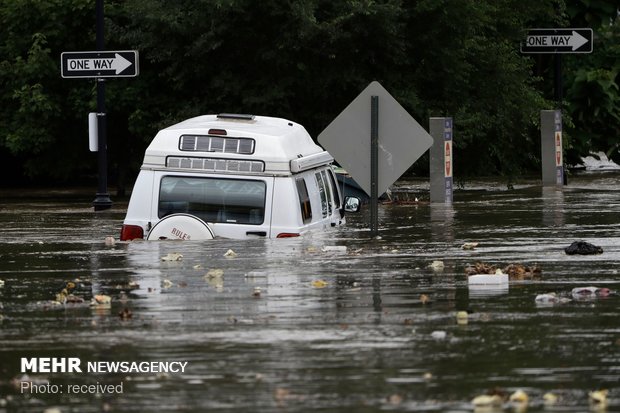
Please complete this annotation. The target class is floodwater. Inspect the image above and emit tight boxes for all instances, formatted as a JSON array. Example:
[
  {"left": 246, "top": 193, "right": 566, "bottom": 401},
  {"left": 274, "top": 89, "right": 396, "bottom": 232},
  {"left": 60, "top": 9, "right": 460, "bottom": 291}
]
[{"left": 0, "top": 173, "right": 619, "bottom": 413}]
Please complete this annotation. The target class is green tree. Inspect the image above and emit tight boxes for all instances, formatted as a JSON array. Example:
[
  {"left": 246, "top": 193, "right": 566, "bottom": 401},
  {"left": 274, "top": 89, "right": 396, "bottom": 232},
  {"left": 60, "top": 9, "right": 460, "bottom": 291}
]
[
  {"left": 0, "top": 0, "right": 95, "bottom": 183},
  {"left": 1, "top": 0, "right": 618, "bottom": 187},
  {"left": 564, "top": 1, "right": 620, "bottom": 164}
]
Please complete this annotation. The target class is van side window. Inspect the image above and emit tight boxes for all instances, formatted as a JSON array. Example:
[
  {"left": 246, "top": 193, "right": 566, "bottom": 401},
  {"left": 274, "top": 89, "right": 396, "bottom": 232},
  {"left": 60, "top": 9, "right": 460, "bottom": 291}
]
[
  {"left": 315, "top": 172, "right": 329, "bottom": 217},
  {"left": 321, "top": 170, "right": 334, "bottom": 215},
  {"left": 158, "top": 176, "right": 266, "bottom": 225},
  {"left": 295, "top": 178, "right": 312, "bottom": 223},
  {"left": 327, "top": 169, "right": 341, "bottom": 208}
]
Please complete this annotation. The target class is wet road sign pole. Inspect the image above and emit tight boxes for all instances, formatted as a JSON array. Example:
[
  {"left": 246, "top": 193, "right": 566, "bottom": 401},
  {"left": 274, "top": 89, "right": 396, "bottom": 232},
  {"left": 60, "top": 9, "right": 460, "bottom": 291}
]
[
  {"left": 370, "top": 96, "right": 379, "bottom": 235},
  {"left": 541, "top": 110, "right": 563, "bottom": 186},
  {"left": 429, "top": 117, "right": 453, "bottom": 203},
  {"left": 92, "top": 0, "right": 112, "bottom": 211}
]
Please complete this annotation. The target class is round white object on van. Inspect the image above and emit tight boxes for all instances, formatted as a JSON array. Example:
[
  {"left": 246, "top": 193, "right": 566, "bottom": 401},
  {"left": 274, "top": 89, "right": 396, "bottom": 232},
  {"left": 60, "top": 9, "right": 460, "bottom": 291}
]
[{"left": 147, "top": 213, "right": 215, "bottom": 241}]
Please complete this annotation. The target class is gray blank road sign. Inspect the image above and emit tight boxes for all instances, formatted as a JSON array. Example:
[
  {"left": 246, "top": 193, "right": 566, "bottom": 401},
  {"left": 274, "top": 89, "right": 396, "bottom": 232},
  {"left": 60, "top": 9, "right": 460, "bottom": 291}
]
[{"left": 318, "top": 81, "right": 433, "bottom": 196}]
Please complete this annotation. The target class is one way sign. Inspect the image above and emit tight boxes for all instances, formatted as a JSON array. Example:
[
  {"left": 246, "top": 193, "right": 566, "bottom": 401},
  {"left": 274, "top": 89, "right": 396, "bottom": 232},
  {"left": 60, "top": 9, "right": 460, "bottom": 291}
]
[
  {"left": 521, "top": 28, "right": 593, "bottom": 54},
  {"left": 61, "top": 50, "right": 139, "bottom": 78}
]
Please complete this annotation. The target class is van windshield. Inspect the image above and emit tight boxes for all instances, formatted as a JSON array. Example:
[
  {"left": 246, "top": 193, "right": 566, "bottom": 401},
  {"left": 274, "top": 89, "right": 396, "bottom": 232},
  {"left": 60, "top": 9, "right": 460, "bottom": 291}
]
[{"left": 158, "top": 176, "right": 266, "bottom": 225}]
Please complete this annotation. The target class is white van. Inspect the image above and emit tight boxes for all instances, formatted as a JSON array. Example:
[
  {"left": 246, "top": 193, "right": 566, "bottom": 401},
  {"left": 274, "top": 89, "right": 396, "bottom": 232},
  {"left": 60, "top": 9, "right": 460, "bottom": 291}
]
[{"left": 120, "top": 114, "right": 360, "bottom": 241}]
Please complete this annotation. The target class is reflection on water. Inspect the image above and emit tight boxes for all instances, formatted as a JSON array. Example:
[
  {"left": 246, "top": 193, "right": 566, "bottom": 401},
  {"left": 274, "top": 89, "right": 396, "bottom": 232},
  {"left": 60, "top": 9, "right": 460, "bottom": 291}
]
[{"left": 0, "top": 173, "right": 619, "bottom": 412}]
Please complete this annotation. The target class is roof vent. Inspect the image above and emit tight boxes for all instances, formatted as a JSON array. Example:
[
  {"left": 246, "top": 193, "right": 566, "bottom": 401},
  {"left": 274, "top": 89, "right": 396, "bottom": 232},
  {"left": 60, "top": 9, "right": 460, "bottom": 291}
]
[
  {"left": 217, "top": 113, "right": 255, "bottom": 121},
  {"left": 180, "top": 135, "right": 255, "bottom": 154}
]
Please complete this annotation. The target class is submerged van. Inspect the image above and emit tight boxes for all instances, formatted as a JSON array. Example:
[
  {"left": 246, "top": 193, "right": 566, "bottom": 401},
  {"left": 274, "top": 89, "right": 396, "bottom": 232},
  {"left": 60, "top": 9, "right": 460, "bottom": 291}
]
[{"left": 120, "top": 114, "right": 360, "bottom": 241}]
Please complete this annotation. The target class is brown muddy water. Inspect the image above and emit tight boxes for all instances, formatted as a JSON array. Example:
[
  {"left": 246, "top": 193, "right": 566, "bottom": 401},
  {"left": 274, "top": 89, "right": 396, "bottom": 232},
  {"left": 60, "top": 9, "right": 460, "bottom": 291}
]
[{"left": 0, "top": 173, "right": 619, "bottom": 413}]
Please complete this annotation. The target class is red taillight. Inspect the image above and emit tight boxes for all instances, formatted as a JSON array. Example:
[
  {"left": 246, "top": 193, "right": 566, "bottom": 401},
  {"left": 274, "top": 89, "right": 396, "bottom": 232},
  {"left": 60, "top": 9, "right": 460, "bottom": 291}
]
[
  {"left": 120, "top": 224, "right": 144, "bottom": 241},
  {"left": 276, "top": 233, "right": 300, "bottom": 238}
]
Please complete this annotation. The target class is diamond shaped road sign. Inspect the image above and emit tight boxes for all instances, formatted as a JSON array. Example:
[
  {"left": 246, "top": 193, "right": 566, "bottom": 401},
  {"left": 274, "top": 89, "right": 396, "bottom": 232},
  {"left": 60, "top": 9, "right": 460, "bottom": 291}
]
[{"left": 318, "top": 81, "right": 433, "bottom": 197}]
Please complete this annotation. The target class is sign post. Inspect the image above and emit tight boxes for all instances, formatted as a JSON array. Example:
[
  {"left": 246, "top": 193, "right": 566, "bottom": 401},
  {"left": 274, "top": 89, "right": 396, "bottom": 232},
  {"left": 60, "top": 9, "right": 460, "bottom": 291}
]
[
  {"left": 61, "top": 0, "right": 139, "bottom": 211},
  {"left": 318, "top": 81, "right": 433, "bottom": 235},
  {"left": 541, "top": 110, "right": 563, "bottom": 186},
  {"left": 522, "top": 28, "right": 592, "bottom": 187},
  {"left": 93, "top": 0, "right": 111, "bottom": 211},
  {"left": 429, "top": 117, "right": 453, "bottom": 203},
  {"left": 370, "top": 96, "right": 379, "bottom": 235}
]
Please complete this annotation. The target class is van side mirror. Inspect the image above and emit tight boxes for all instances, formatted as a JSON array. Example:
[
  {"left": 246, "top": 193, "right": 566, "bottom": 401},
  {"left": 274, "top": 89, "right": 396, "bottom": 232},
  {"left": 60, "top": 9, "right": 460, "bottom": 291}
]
[{"left": 344, "top": 196, "right": 361, "bottom": 213}]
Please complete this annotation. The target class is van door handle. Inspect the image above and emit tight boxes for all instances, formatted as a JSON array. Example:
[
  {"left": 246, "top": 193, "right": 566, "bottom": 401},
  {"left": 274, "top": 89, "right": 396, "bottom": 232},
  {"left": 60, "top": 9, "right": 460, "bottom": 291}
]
[{"left": 246, "top": 231, "right": 267, "bottom": 237}]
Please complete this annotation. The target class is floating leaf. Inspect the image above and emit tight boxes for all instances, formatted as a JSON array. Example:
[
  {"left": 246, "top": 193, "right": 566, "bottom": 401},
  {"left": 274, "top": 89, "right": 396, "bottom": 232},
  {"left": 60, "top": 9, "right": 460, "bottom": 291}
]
[
  {"left": 90, "top": 294, "right": 112, "bottom": 307},
  {"left": 428, "top": 260, "right": 444, "bottom": 271},
  {"left": 462, "top": 242, "right": 479, "bottom": 250},
  {"left": 311, "top": 280, "right": 328, "bottom": 288},
  {"left": 161, "top": 252, "right": 183, "bottom": 261},
  {"left": 204, "top": 269, "right": 224, "bottom": 279},
  {"left": 224, "top": 249, "right": 237, "bottom": 258}
]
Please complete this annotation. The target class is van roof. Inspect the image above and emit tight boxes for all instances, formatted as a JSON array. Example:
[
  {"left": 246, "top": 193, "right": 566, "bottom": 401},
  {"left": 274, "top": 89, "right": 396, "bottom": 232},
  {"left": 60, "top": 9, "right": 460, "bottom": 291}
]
[{"left": 142, "top": 114, "right": 333, "bottom": 175}]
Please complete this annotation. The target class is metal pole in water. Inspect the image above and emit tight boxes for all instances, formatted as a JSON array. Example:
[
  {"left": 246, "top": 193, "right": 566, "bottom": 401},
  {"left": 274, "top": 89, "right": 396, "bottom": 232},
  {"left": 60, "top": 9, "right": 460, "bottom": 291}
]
[
  {"left": 429, "top": 117, "right": 453, "bottom": 203},
  {"left": 92, "top": 0, "right": 112, "bottom": 211},
  {"left": 370, "top": 96, "right": 379, "bottom": 235},
  {"left": 541, "top": 110, "right": 563, "bottom": 186}
]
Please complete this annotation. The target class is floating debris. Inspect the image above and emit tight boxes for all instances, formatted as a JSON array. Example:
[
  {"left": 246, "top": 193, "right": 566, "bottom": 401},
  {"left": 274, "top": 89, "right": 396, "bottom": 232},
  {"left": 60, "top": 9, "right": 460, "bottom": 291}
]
[
  {"left": 535, "top": 292, "right": 571, "bottom": 304},
  {"left": 468, "top": 271, "right": 508, "bottom": 286},
  {"left": 64, "top": 295, "right": 84, "bottom": 304},
  {"left": 104, "top": 236, "right": 116, "bottom": 247},
  {"left": 162, "top": 279, "right": 174, "bottom": 289},
  {"left": 193, "top": 264, "right": 203, "bottom": 270},
  {"left": 0, "top": 279, "right": 5, "bottom": 288},
  {"left": 589, "top": 389, "right": 608, "bottom": 406},
  {"left": 161, "top": 252, "right": 183, "bottom": 261},
  {"left": 90, "top": 294, "right": 111, "bottom": 306},
  {"left": 118, "top": 308, "right": 132, "bottom": 320},
  {"left": 465, "top": 262, "right": 497, "bottom": 275},
  {"left": 509, "top": 389, "right": 529, "bottom": 404},
  {"left": 204, "top": 269, "right": 224, "bottom": 280},
  {"left": 428, "top": 260, "right": 444, "bottom": 271},
  {"left": 419, "top": 294, "right": 430, "bottom": 304},
  {"left": 565, "top": 241, "right": 603, "bottom": 255},
  {"left": 456, "top": 311, "right": 468, "bottom": 325},
  {"left": 321, "top": 245, "right": 347, "bottom": 253},
  {"left": 386, "top": 394, "right": 403, "bottom": 405},
  {"left": 55, "top": 285, "right": 75, "bottom": 304},
  {"left": 465, "top": 262, "right": 541, "bottom": 281},
  {"left": 572, "top": 286, "right": 614, "bottom": 299},
  {"left": 311, "top": 280, "right": 328, "bottom": 288},
  {"left": 471, "top": 394, "right": 503, "bottom": 408},
  {"left": 430, "top": 330, "right": 447, "bottom": 340},
  {"left": 543, "top": 392, "right": 558, "bottom": 406},
  {"left": 224, "top": 249, "right": 237, "bottom": 258},
  {"left": 462, "top": 242, "right": 479, "bottom": 250},
  {"left": 252, "top": 287, "right": 261, "bottom": 297},
  {"left": 245, "top": 270, "right": 268, "bottom": 278}
]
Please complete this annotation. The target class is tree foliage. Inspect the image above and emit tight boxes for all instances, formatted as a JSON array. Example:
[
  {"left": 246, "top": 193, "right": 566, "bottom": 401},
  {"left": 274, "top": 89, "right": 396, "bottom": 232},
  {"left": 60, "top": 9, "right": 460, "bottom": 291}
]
[
  {"left": 565, "top": 2, "right": 620, "bottom": 163},
  {"left": 0, "top": 0, "right": 618, "bottom": 188}
]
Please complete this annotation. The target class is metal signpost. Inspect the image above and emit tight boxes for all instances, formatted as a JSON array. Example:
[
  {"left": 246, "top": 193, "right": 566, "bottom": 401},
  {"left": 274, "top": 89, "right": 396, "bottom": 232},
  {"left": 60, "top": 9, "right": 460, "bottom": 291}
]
[
  {"left": 429, "top": 117, "right": 453, "bottom": 203},
  {"left": 541, "top": 110, "right": 564, "bottom": 186},
  {"left": 61, "top": 0, "right": 139, "bottom": 211},
  {"left": 521, "top": 28, "right": 592, "bottom": 187},
  {"left": 318, "top": 81, "right": 434, "bottom": 235}
]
